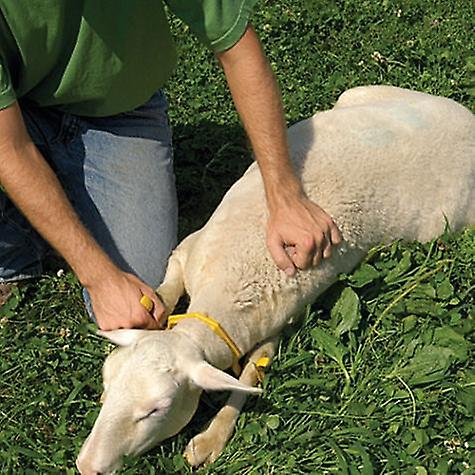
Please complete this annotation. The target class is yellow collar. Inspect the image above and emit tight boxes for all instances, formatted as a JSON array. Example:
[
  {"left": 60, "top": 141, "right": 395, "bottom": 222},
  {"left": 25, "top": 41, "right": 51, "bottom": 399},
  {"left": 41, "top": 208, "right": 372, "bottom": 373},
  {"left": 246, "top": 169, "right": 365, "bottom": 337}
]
[{"left": 167, "top": 312, "right": 242, "bottom": 376}]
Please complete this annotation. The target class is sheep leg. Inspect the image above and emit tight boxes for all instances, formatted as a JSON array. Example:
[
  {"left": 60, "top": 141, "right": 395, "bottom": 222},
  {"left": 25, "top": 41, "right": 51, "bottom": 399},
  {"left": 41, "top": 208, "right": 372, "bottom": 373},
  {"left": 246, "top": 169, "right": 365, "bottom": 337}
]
[
  {"left": 184, "top": 337, "right": 279, "bottom": 467},
  {"left": 157, "top": 230, "right": 203, "bottom": 315},
  {"left": 334, "top": 85, "right": 417, "bottom": 109},
  {"left": 155, "top": 253, "right": 185, "bottom": 317}
]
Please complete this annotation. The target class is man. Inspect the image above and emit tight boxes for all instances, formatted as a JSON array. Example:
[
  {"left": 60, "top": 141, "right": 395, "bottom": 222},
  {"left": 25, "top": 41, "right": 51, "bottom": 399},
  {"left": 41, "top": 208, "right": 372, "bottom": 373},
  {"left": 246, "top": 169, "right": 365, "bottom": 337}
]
[{"left": 0, "top": 1, "right": 341, "bottom": 330}]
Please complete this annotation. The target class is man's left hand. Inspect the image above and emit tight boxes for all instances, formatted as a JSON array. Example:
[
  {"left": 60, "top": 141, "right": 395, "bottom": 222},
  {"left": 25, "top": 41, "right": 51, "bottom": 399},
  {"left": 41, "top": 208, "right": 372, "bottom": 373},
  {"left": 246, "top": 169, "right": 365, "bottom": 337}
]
[{"left": 266, "top": 193, "right": 342, "bottom": 276}]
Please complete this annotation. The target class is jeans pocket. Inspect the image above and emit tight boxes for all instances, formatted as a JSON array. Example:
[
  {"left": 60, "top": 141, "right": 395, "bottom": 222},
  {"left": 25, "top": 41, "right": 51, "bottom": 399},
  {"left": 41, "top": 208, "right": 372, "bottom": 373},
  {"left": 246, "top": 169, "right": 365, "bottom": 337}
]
[
  {"left": 116, "top": 90, "right": 169, "bottom": 120},
  {"left": 0, "top": 190, "right": 31, "bottom": 235},
  {"left": 82, "top": 90, "right": 172, "bottom": 143},
  {"left": 20, "top": 104, "right": 53, "bottom": 147}
]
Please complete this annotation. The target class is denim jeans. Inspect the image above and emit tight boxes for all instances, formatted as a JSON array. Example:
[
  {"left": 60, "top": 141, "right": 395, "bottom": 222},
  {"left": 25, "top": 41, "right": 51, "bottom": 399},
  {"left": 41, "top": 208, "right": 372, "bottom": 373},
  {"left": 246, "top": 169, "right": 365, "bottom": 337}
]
[{"left": 0, "top": 91, "right": 178, "bottom": 294}]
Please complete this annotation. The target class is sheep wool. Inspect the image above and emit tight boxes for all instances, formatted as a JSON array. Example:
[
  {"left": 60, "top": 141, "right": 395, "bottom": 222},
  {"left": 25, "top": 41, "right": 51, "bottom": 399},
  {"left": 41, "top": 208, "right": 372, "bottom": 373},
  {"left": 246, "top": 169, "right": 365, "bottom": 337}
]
[{"left": 77, "top": 86, "right": 474, "bottom": 474}]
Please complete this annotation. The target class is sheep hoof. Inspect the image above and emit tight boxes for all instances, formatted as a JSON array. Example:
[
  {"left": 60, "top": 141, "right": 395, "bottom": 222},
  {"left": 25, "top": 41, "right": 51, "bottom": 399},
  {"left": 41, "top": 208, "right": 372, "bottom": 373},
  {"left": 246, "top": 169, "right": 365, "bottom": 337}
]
[{"left": 184, "top": 429, "right": 227, "bottom": 467}]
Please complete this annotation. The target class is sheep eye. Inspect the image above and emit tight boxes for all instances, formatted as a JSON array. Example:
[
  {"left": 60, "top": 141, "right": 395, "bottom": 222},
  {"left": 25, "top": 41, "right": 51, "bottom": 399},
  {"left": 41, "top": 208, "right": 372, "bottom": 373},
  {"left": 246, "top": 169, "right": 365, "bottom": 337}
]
[
  {"left": 137, "top": 408, "right": 160, "bottom": 423},
  {"left": 146, "top": 408, "right": 160, "bottom": 418},
  {"left": 136, "top": 398, "right": 172, "bottom": 422}
]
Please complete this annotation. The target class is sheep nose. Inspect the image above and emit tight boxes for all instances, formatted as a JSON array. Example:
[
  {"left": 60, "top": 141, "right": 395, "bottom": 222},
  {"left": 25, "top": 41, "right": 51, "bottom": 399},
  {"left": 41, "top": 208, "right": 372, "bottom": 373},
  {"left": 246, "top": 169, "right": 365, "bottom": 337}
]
[
  {"left": 77, "top": 469, "right": 102, "bottom": 475},
  {"left": 75, "top": 457, "right": 102, "bottom": 475}
]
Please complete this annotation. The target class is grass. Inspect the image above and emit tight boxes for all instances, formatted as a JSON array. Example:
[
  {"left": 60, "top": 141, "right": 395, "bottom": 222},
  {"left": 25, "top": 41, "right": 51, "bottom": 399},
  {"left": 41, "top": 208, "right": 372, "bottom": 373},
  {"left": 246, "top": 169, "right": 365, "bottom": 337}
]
[{"left": 1, "top": 0, "right": 474, "bottom": 473}]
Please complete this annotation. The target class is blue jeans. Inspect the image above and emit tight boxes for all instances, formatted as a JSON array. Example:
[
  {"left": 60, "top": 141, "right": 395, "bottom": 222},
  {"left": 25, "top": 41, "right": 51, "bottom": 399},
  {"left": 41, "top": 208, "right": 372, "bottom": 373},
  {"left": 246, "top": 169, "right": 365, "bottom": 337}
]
[{"left": 0, "top": 91, "right": 177, "bottom": 294}]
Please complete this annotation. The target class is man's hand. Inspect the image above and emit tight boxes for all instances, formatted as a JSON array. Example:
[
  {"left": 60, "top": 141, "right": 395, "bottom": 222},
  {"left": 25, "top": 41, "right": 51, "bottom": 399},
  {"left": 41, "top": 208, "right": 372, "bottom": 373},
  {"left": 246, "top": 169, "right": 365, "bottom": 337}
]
[
  {"left": 267, "top": 192, "right": 342, "bottom": 276},
  {"left": 86, "top": 270, "right": 166, "bottom": 331},
  {"left": 0, "top": 103, "right": 167, "bottom": 331},
  {"left": 217, "top": 25, "right": 341, "bottom": 275}
]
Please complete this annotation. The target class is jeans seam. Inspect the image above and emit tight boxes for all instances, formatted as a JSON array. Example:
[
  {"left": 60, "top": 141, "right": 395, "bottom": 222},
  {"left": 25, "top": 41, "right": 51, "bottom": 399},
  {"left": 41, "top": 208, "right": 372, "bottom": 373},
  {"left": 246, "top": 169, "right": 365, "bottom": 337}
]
[
  {"left": 51, "top": 114, "right": 82, "bottom": 145},
  {"left": 0, "top": 215, "right": 44, "bottom": 253},
  {"left": 20, "top": 106, "right": 52, "bottom": 147}
]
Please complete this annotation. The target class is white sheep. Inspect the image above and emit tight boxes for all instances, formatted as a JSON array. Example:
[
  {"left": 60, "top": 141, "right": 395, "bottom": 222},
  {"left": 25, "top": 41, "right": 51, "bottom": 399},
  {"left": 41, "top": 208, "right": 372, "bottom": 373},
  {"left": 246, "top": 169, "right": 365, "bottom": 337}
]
[{"left": 76, "top": 86, "right": 475, "bottom": 475}]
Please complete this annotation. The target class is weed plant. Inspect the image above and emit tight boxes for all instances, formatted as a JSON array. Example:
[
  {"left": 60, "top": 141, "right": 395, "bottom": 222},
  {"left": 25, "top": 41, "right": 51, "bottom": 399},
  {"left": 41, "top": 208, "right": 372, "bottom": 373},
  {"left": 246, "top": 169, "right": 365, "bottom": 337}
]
[{"left": 0, "top": 0, "right": 474, "bottom": 473}]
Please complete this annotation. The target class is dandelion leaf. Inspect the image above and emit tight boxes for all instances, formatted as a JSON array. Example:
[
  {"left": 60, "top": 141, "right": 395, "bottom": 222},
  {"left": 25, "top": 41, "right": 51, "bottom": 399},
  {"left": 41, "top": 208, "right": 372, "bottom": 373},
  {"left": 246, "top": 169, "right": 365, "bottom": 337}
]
[
  {"left": 331, "top": 287, "right": 362, "bottom": 337},
  {"left": 349, "top": 263, "right": 380, "bottom": 288},
  {"left": 433, "top": 326, "right": 469, "bottom": 362},
  {"left": 311, "top": 327, "right": 348, "bottom": 366},
  {"left": 394, "top": 345, "right": 455, "bottom": 385},
  {"left": 384, "top": 250, "right": 412, "bottom": 283}
]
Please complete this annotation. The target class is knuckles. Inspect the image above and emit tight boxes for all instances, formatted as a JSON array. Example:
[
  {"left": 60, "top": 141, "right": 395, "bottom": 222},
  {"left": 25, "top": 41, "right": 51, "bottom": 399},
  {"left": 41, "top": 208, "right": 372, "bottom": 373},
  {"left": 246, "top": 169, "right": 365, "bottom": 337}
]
[{"left": 299, "top": 235, "right": 316, "bottom": 252}]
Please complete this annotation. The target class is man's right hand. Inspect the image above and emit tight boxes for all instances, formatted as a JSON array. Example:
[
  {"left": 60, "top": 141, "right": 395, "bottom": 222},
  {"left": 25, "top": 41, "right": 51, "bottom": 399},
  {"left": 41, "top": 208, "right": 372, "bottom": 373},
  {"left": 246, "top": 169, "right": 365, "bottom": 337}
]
[
  {"left": 0, "top": 103, "right": 166, "bottom": 332},
  {"left": 86, "top": 270, "right": 166, "bottom": 331}
]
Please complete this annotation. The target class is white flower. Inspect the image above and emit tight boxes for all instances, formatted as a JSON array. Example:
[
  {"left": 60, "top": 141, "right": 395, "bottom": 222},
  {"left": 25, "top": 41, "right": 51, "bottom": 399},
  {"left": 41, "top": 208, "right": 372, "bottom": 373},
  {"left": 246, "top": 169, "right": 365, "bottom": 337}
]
[
  {"left": 58, "top": 327, "right": 71, "bottom": 338},
  {"left": 371, "top": 51, "right": 386, "bottom": 64}
]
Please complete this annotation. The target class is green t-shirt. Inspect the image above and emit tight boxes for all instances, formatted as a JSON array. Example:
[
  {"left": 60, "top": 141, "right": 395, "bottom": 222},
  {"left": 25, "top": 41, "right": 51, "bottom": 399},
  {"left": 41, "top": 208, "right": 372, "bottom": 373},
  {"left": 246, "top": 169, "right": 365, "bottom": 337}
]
[{"left": 0, "top": 0, "right": 256, "bottom": 117}]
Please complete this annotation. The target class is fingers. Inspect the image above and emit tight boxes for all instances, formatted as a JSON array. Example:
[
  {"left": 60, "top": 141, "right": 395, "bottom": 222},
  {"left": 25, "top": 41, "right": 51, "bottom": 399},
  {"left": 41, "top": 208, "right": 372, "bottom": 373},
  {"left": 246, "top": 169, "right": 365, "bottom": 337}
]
[
  {"left": 313, "top": 241, "right": 325, "bottom": 266},
  {"left": 269, "top": 230, "right": 323, "bottom": 272},
  {"left": 329, "top": 218, "right": 342, "bottom": 246},
  {"left": 125, "top": 298, "right": 161, "bottom": 330},
  {"left": 133, "top": 304, "right": 159, "bottom": 330},
  {"left": 153, "top": 295, "right": 168, "bottom": 328},
  {"left": 267, "top": 234, "right": 296, "bottom": 276},
  {"left": 321, "top": 224, "right": 334, "bottom": 261},
  {"left": 139, "top": 294, "right": 154, "bottom": 313},
  {"left": 267, "top": 202, "right": 342, "bottom": 274},
  {"left": 97, "top": 304, "right": 157, "bottom": 331},
  {"left": 293, "top": 234, "right": 316, "bottom": 269},
  {"left": 295, "top": 214, "right": 342, "bottom": 268},
  {"left": 140, "top": 288, "right": 166, "bottom": 328},
  {"left": 91, "top": 271, "right": 168, "bottom": 331},
  {"left": 141, "top": 311, "right": 162, "bottom": 330},
  {"left": 125, "top": 273, "right": 165, "bottom": 329}
]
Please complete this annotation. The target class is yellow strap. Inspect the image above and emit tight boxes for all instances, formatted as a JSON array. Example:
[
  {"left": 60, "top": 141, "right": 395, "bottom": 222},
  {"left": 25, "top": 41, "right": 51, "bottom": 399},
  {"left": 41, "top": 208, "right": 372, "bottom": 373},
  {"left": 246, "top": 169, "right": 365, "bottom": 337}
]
[
  {"left": 253, "top": 356, "right": 271, "bottom": 383},
  {"left": 140, "top": 295, "right": 154, "bottom": 313},
  {"left": 167, "top": 313, "right": 242, "bottom": 376},
  {"left": 255, "top": 357, "right": 271, "bottom": 368}
]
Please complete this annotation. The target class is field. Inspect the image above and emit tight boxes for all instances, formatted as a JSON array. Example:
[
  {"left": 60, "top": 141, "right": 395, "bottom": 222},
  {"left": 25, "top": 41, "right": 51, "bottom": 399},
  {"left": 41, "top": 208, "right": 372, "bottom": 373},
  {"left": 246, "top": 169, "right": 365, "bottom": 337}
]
[{"left": 1, "top": 0, "right": 474, "bottom": 473}]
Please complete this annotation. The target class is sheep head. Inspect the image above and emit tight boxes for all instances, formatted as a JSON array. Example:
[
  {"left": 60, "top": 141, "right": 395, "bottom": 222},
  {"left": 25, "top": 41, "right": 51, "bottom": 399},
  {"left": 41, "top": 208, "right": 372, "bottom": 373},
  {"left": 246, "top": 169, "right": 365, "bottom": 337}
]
[{"left": 76, "top": 329, "right": 259, "bottom": 475}]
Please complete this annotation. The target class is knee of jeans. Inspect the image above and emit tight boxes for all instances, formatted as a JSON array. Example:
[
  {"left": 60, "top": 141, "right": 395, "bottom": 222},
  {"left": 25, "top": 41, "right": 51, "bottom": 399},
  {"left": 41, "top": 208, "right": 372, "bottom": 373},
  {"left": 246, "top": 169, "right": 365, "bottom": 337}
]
[
  {"left": 82, "top": 288, "right": 97, "bottom": 324},
  {"left": 0, "top": 221, "right": 49, "bottom": 282}
]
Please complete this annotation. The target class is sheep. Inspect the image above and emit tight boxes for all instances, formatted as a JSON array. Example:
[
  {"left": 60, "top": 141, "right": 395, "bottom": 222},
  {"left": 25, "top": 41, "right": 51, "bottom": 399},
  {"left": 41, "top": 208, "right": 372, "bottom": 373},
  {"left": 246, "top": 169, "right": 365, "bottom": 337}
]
[{"left": 76, "top": 86, "right": 475, "bottom": 474}]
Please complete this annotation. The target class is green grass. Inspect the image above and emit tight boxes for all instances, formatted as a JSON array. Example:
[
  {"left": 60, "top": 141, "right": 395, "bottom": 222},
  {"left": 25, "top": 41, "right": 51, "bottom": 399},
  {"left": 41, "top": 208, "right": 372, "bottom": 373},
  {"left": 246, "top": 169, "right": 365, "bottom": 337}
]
[{"left": 1, "top": 0, "right": 474, "bottom": 473}]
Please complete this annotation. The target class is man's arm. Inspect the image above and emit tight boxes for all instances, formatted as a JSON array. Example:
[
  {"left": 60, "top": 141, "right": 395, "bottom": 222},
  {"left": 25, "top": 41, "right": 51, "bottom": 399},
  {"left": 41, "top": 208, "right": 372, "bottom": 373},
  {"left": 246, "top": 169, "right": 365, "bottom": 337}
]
[
  {"left": 0, "top": 102, "right": 164, "bottom": 330},
  {"left": 216, "top": 25, "right": 341, "bottom": 275}
]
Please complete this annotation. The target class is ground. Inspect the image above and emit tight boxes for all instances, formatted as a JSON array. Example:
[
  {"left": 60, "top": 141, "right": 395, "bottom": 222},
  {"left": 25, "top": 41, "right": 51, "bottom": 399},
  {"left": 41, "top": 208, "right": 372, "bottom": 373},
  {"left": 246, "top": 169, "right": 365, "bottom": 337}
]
[
  {"left": 0, "top": 283, "right": 14, "bottom": 307},
  {"left": 0, "top": 1, "right": 474, "bottom": 474}
]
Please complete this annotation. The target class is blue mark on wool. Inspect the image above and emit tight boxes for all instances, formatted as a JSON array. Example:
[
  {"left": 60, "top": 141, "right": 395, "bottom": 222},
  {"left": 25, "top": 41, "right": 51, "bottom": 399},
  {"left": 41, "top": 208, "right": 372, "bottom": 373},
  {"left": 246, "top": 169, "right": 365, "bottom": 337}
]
[
  {"left": 358, "top": 128, "right": 394, "bottom": 147},
  {"left": 391, "top": 104, "right": 427, "bottom": 129},
  {"left": 357, "top": 103, "right": 427, "bottom": 147}
]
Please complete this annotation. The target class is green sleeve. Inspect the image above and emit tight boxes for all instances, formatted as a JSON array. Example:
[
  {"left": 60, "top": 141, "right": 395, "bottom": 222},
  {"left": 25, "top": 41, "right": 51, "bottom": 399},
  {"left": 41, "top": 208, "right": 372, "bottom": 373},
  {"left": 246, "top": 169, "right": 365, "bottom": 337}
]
[
  {"left": 0, "top": 54, "right": 16, "bottom": 110},
  {"left": 166, "top": 0, "right": 258, "bottom": 52}
]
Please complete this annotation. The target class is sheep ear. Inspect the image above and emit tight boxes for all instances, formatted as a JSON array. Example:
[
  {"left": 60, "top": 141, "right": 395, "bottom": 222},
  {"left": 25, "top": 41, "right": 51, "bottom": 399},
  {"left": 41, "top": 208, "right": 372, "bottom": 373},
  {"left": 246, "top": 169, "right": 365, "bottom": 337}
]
[
  {"left": 97, "top": 329, "right": 150, "bottom": 346},
  {"left": 187, "top": 361, "right": 262, "bottom": 395}
]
